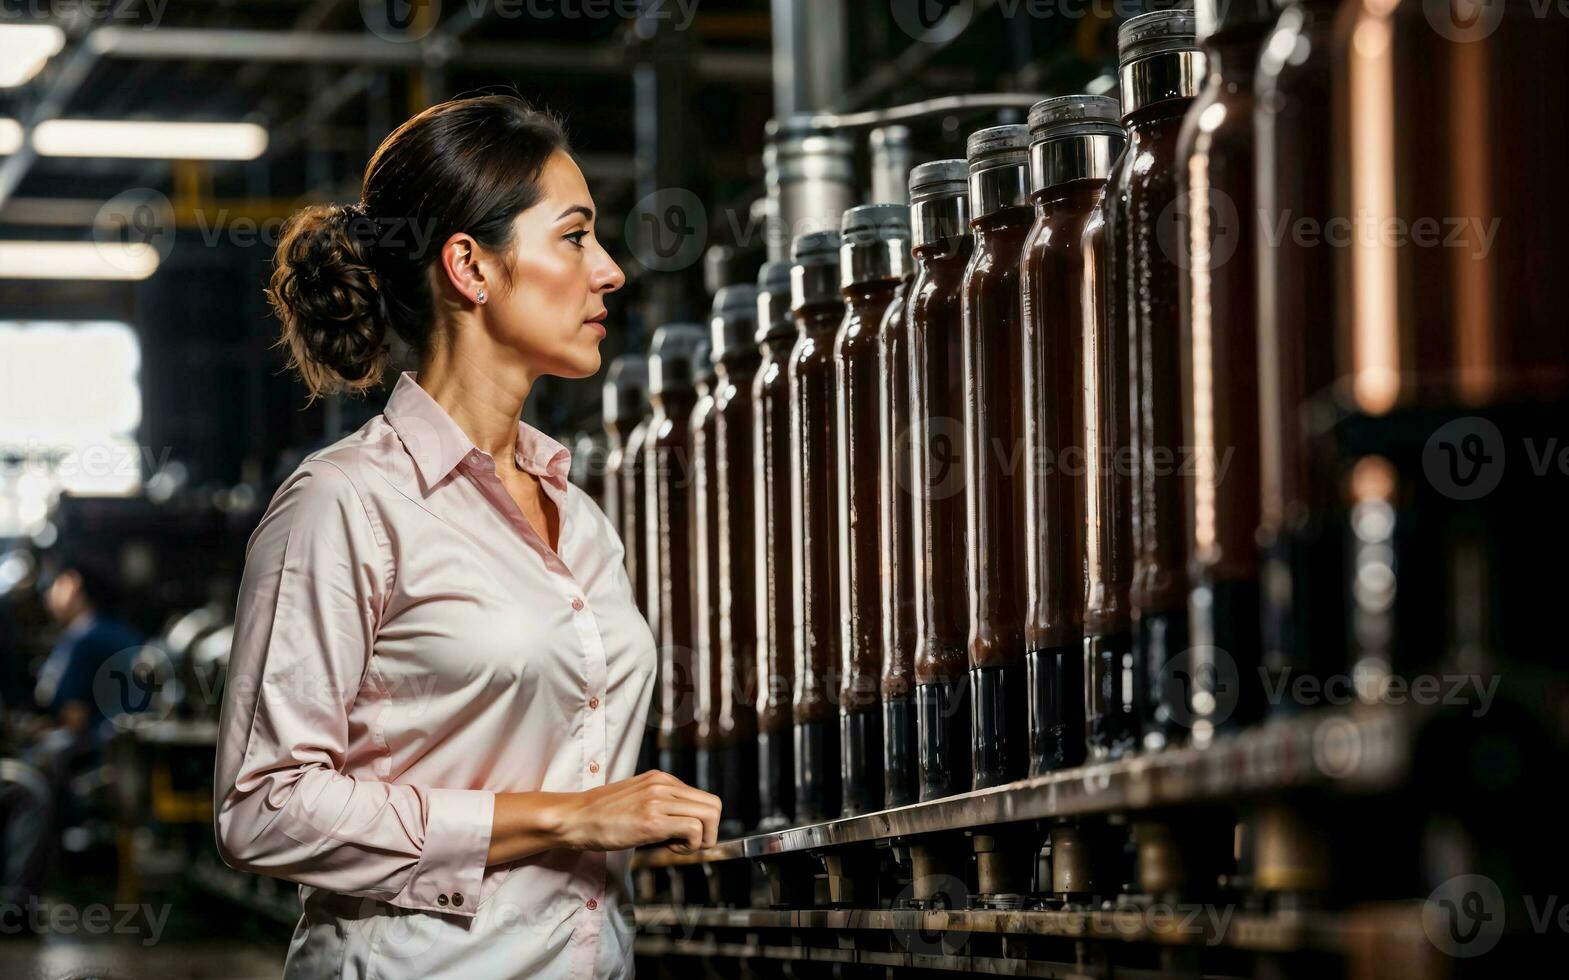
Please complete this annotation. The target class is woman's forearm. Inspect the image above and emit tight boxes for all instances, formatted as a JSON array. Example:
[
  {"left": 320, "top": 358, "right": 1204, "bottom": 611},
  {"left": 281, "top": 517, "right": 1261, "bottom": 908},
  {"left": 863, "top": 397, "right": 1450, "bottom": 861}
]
[{"left": 486, "top": 791, "right": 582, "bottom": 865}]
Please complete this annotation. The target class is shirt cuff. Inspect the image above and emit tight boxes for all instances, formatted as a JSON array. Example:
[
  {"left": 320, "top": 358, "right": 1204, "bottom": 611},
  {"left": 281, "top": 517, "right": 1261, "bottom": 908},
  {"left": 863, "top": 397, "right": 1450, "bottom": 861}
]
[{"left": 395, "top": 787, "right": 494, "bottom": 918}]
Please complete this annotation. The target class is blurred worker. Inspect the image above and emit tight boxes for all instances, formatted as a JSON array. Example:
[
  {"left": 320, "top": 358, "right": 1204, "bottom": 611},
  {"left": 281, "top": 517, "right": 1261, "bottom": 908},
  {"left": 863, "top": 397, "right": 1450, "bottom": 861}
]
[
  {"left": 214, "top": 94, "right": 721, "bottom": 980},
  {"left": 1, "top": 555, "right": 142, "bottom": 922}
]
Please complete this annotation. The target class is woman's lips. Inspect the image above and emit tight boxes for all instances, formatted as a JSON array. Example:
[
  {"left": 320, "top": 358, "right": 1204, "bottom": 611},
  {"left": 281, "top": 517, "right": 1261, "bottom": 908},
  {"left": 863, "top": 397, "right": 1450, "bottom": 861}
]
[{"left": 585, "top": 320, "right": 607, "bottom": 338}]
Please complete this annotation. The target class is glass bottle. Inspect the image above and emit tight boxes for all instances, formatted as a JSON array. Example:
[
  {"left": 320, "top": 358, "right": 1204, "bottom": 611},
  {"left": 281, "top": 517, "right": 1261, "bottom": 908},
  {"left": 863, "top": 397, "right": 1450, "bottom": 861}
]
[
  {"left": 789, "top": 230, "right": 846, "bottom": 823},
  {"left": 1116, "top": 8, "right": 1206, "bottom": 753},
  {"left": 1019, "top": 94, "right": 1125, "bottom": 776},
  {"left": 835, "top": 203, "right": 910, "bottom": 816},
  {"left": 962, "top": 124, "right": 1036, "bottom": 790},
  {"left": 907, "top": 161, "right": 976, "bottom": 801},
  {"left": 1177, "top": 0, "right": 1278, "bottom": 741},
  {"left": 711, "top": 283, "right": 762, "bottom": 836},
  {"left": 645, "top": 323, "right": 707, "bottom": 784},
  {"left": 753, "top": 261, "right": 798, "bottom": 828}
]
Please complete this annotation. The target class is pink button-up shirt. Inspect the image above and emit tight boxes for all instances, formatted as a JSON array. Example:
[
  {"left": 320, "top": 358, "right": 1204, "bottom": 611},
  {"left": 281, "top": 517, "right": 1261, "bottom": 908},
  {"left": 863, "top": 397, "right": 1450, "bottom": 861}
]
[{"left": 214, "top": 370, "right": 656, "bottom": 979}]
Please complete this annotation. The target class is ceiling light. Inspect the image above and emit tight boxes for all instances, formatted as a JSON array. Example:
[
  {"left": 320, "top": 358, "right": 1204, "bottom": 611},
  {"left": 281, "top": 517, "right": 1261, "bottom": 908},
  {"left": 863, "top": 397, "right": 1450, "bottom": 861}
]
[
  {"left": 0, "top": 25, "right": 66, "bottom": 88},
  {"left": 0, "top": 118, "right": 20, "bottom": 154},
  {"left": 0, "top": 241, "right": 161, "bottom": 280},
  {"left": 32, "top": 120, "right": 268, "bottom": 160}
]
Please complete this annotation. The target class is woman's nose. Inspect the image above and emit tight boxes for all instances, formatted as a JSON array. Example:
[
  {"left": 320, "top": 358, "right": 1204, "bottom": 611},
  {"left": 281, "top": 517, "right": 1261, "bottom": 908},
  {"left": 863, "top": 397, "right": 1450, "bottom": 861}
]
[{"left": 594, "top": 249, "right": 626, "bottom": 294}]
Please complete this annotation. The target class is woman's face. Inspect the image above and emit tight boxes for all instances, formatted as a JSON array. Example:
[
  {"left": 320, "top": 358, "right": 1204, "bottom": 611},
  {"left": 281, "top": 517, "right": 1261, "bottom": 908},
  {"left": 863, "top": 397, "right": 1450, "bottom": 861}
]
[{"left": 484, "top": 150, "right": 625, "bottom": 378}]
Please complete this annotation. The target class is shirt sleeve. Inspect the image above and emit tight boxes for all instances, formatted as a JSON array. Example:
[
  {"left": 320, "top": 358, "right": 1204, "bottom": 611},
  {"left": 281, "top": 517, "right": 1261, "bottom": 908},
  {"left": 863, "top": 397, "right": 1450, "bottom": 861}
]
[{"left": 212, "top": 458, "right": 494, "bottom": 918}]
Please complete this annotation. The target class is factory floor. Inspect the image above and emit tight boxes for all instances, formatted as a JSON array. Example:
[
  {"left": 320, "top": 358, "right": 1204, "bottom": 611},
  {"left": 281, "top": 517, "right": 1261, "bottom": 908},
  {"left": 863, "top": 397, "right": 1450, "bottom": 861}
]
[{"left": 0, "top": 839, "right": 287, "bottom": 980}]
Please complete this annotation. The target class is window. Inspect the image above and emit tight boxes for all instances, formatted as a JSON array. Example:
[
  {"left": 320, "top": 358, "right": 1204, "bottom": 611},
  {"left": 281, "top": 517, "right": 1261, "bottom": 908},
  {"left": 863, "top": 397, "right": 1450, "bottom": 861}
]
[{"left": 0, "top": 321, "right": 142, "bottom": 538}]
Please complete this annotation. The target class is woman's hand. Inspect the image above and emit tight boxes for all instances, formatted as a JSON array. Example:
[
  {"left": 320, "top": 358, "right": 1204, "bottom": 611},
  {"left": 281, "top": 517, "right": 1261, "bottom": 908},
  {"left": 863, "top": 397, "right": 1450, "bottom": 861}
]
[{"left": 554, "top": 769, "right": 722, "bottom": 855}]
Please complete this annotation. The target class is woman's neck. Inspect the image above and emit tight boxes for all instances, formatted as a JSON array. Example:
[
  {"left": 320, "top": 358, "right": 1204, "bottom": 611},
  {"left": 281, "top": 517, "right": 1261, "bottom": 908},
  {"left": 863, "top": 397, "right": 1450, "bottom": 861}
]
[{"left": 416, "top": 338, "right": 537, "bottom": 469}]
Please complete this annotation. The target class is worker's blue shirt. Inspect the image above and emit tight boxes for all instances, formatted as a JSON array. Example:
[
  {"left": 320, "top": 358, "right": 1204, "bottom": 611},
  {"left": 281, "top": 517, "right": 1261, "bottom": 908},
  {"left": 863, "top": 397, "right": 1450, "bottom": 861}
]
[{"left": 34, "top": 612, "right": 147, "bottom": 734}]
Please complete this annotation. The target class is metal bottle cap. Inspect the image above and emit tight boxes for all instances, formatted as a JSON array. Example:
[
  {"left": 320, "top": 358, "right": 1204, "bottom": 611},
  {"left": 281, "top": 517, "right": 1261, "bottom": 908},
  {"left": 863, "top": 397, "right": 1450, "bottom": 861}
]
[
  {"left": 910, "top": 159, "right": 971, "bottom": 247},
  {"left": 648, "top": 323, "right": 707, "bottom": 395},
  {"left": 966, "top": 124, "right": 1032, "bottom": 217},
  {"left": 790, "top": 229, "right": 842, "bottom": 312},
  {"left": 839, "top": 203, "right": 912, "bottom": 287},
  {"left": 711, "top": 284, "right": 760, "bottom": 361},
  {"left": 755, "top": 260, "right": 795, "bottom": 343},
  {"left": 603, "top": 355, "right": 649, "bottom": 425}
]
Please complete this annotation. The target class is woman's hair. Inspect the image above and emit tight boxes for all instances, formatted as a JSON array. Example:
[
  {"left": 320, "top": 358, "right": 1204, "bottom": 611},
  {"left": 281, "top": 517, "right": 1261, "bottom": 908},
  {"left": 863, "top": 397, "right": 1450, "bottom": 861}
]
[{"left": 267, "top": 94, "right": 570, "bottom": 401}]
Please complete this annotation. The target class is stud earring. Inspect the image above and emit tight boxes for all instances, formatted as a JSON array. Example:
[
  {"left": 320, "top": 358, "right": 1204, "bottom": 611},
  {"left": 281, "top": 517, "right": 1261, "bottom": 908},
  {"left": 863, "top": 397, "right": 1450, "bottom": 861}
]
[{"left": 476, "top": 288, "right": 486, "bottom": 304}]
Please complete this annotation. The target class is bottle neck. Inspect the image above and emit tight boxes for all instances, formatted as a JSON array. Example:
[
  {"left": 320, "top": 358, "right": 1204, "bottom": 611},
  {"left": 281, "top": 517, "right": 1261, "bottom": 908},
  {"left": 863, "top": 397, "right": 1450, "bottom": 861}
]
[
  {"left": 911, "top": 194, "right": 969, "bottom": 250},
  {"left": 1119, "top": 49, "right": 1206, "bottom": 116},
  {"left": 1029, "top": 132, "right": 1126, "bottom": 193}
]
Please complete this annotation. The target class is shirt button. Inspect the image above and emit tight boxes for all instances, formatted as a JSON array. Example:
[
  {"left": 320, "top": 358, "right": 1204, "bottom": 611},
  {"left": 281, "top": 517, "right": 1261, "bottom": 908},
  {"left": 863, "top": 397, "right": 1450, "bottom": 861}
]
[
  {"left": 586, "top": 898, "right": 598, "bottom": 911},
  {"left": 571, "top": 597, "right": 585, "bottom": 611},
  {"left": 588, "top": 696, "right": 599, "bottom": 709},
  {"left": 588, "top": 761, "right": 600, "bottom": 774},
  {"left": 436, "top": 894, "right": 449, "bottom": 907}
]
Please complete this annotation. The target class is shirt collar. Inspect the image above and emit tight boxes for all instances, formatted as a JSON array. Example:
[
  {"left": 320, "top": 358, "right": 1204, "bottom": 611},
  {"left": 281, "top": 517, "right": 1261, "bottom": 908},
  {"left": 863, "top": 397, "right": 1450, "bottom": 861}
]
[{"left": 383, "top": 371, "right": 573, "bottom": 492}]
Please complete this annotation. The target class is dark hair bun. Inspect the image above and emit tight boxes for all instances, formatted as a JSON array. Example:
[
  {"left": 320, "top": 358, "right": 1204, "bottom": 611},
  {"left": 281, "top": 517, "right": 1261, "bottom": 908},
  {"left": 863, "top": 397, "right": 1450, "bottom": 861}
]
[{"left": 267, "top": 202, "right": 391, "bottom": 400}]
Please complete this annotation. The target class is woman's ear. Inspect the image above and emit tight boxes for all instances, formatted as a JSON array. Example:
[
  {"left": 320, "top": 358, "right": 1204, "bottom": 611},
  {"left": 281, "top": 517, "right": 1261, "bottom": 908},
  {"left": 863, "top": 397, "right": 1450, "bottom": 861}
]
[{"left": 438, "top": 232, "right": 489, "bottom": 306}]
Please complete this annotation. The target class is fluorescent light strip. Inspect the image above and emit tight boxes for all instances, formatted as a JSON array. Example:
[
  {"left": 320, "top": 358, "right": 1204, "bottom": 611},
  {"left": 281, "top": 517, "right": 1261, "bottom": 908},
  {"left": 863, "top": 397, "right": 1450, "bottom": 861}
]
[
  {"left": 0, "top": 241, "right": 161, "bottom": 280},
  {"left": 0, "top": 25, "right": 66, "bottom": 88},
  {"left": 0, "top": 118, "right": 20, "bottom": 155},
  {"left": 31, "top": 120, "right": 269, "bottom": 160}
]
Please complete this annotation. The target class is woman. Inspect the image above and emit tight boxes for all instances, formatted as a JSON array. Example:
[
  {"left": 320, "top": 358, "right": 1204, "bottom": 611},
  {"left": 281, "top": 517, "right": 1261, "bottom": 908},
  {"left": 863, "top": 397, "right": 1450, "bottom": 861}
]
[{"left": 213, "top": 94, "right": 722, "bottom": 979}]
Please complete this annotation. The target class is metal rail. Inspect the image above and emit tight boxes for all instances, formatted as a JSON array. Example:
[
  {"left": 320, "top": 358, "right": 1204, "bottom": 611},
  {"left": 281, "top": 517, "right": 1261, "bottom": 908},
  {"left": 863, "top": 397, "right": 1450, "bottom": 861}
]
[{"left": 634, "top": 705, "right": 1409, "bottom": 869}]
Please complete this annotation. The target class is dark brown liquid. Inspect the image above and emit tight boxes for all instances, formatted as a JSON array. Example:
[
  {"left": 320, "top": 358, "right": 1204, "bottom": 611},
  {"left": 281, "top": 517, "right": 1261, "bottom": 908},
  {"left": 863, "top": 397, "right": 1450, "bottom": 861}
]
[
  {"left": 1082, "top": 162, "right": 1133, "bottom": 642},
  {"left": 1258, "top": 0, "right": 1341, "bottom": 544},
  {"left": 753, "top": 336, "right": 796, "bottom": 736},
  {"left": 1125, "top": 101, "right": 1198, "bottom": 620},
  {"left": 647, "top": 388, "right": 698, "bottom": 770},
  {"left": 714, "top": 350, "right": 761, "bottom": 749},
  {"left": 617, "top": 418, "right": 651, "bottom": 618},
  {"left": 1326, "top": 2, "right": 1569, "bottom": 687},
  {"left": 1021, "top": 180, "right": 1103, "bottom": 653},
  {"left": 879, "top": 277, "right": 917, "bottom": 701},
  {"left": 1180, "top": 27, "right": 1269, "bottom": 591},
  {"left": 838, "top": 279, "right": 900, "bottom": 716},
  {"left": 1332, "top": 1, "right": 1569, "bottom": 413},
  {"left": 962, "top": 203, "right": 1035, "bottom": 672},
  {"left": 791, "top": 300, "right": 846, "bottom": 727},
  {"left": 910, "top": 235, "right": 975, "bottom": 686},
  {"left": 691, "top": 384, "right": 721, "bottom": 760},
  {"left": 604, "top": 423, "right": 628, "bottom": 549}
]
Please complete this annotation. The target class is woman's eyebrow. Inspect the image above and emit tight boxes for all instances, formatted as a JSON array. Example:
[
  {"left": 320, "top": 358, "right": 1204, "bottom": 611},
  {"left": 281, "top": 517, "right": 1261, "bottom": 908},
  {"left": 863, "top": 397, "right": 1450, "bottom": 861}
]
[{"left": 556, "top": 205, "right": 594, "bottom": 223}]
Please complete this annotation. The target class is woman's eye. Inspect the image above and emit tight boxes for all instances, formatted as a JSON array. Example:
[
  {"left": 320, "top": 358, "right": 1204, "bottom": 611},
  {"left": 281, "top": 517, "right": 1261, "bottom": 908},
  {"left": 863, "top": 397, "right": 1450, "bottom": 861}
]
[{"left": 565, "top": 230, "right": 589, "bottom": 247}]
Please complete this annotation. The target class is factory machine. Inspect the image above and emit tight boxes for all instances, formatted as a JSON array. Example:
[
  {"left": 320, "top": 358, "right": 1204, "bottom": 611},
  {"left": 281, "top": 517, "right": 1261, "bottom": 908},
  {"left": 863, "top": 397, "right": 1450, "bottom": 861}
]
[{"left": 607, "top": 2, "right": 1569, "bottom": 976}]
